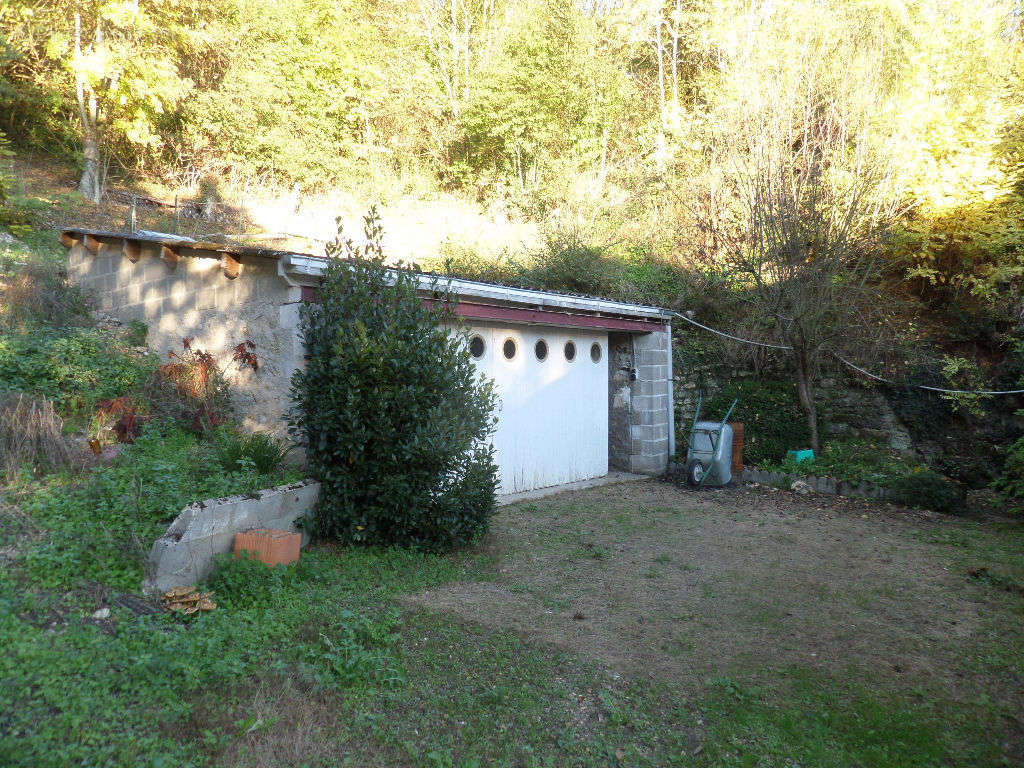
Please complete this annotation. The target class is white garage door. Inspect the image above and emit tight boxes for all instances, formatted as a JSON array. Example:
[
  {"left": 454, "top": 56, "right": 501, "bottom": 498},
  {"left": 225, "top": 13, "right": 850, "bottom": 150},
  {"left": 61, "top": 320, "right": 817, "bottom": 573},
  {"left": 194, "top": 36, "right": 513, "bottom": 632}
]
[{"left": 468, "top": 324, "right": 609, "bottom": 493}]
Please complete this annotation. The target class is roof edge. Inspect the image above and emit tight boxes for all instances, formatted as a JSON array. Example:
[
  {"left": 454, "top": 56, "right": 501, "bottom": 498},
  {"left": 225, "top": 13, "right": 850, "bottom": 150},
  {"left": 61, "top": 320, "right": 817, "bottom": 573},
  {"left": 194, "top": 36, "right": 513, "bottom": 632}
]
[
  {"left": 60, "top": 226, "right": 674, "bottom": 322},
  {"left": 280, "top": 254, "right": 672, "bottom": 321}
]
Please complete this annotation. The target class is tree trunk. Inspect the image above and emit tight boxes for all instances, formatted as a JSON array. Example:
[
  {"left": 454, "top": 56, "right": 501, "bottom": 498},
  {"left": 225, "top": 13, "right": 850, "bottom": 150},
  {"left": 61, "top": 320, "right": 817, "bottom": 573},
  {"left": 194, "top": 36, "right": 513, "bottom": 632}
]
[
  {"left": 795, "top": 356, "right": 820, "bottom": 453},
  {"left": 75, "top": 12, "right": 102, "bottom": 203},
  {"left": 78, "top": 128, "right": 100, "bottom": 203}
]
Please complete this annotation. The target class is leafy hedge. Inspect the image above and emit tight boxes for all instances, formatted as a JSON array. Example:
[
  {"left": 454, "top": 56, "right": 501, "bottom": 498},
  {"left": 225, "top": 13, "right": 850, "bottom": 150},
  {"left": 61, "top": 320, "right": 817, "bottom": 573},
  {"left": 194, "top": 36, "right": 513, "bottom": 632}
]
[
  {"left": 290, "top": 212, "right": 499, "bottom": 550},
  {"left": 889, "top": 470, "right": 965, "bottom": 513}
]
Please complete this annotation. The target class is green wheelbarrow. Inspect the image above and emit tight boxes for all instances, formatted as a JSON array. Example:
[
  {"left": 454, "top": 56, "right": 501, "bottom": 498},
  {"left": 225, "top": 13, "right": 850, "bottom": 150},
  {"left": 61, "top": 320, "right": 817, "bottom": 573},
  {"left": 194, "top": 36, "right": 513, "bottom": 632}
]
[{"left": 685, "top": 391, "right": 738, "bottom": 488}]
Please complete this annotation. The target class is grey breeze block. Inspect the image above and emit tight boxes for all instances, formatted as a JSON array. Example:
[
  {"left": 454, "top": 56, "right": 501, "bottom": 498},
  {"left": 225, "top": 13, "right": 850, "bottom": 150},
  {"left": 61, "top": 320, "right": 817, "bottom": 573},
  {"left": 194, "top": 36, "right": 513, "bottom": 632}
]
[{"left": 143, "top": 480, "right": 320, "bottom": 594}]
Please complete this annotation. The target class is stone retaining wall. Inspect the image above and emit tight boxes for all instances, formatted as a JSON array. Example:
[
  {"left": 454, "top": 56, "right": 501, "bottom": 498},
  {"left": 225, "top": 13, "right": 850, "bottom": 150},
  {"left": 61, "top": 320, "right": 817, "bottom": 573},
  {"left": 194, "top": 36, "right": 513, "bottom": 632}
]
[{"left": 741, "top": 466, "right": 894, "bottom": 501}]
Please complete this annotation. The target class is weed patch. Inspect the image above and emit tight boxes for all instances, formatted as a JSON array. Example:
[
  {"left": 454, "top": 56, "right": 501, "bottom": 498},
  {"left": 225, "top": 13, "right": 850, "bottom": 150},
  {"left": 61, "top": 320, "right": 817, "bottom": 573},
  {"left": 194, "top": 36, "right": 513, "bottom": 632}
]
[
  {"left": 16, "top": 427, "right": 300, "bottom": 591},
  {"left": 0, "top": 326, "right": 156, "bottom": 424}
]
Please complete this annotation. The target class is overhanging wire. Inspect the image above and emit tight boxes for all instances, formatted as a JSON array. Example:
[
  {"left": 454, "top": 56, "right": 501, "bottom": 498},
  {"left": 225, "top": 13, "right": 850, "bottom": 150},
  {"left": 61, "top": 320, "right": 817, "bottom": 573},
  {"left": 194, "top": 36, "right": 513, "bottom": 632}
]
[{"left": 671, "top": 312, "right": 1024, "bottom": 396}]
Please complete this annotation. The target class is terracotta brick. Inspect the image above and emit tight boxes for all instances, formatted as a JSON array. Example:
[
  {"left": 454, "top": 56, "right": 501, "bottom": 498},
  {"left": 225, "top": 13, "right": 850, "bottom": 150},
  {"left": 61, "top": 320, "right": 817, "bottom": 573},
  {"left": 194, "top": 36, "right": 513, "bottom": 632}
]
[{"left": 233, "top": 528, "right": 301, "bottom": 567}]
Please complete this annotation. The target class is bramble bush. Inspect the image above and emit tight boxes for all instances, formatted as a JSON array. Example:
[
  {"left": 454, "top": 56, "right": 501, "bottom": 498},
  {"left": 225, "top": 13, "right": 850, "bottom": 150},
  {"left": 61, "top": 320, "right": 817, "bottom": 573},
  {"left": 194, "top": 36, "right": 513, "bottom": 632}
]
[{"left": 289, "top": 210, "right": 499, "bottom": 550}]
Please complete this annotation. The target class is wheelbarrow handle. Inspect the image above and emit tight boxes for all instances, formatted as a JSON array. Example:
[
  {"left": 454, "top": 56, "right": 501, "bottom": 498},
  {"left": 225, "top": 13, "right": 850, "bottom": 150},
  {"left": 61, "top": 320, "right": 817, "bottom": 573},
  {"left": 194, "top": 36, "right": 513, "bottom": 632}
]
[{"left": 720, "top": 397, "right": 738, "bottom": 429}]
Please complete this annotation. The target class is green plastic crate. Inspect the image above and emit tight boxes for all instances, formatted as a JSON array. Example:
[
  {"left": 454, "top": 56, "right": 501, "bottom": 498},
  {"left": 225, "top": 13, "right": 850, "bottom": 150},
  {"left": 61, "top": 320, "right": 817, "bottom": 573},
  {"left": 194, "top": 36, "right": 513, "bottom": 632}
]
[{"left": 787, "top": 449, "right": 815, "bottom": 463}]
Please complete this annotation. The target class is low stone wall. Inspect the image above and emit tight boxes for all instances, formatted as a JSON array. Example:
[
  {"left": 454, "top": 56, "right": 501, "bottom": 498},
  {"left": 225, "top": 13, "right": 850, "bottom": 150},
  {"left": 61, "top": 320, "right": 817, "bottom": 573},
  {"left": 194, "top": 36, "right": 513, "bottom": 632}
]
[
  {"left": 742, "top": 466, "right": 893, "bottom": 501},
  {"left": 143, "top": 480, "right": 320, "bottom": 594}
]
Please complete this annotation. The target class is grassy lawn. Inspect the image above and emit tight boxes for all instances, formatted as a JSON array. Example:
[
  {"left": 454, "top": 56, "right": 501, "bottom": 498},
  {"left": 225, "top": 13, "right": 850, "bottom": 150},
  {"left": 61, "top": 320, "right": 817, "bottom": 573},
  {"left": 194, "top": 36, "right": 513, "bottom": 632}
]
[{"left": 2, "top": 473, "right": 1022, "bottom": 766}]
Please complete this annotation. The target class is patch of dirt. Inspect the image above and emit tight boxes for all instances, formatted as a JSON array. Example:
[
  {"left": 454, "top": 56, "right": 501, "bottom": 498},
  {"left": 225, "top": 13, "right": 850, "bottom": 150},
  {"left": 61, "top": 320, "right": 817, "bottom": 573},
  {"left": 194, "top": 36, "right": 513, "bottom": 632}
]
[{"left": 405, "top": 480, "right": 1020, "bottom": 704}]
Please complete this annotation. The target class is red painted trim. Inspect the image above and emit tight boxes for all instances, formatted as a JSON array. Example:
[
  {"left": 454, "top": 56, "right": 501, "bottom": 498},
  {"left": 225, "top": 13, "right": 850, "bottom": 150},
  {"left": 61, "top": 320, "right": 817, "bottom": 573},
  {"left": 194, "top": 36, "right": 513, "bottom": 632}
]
[
  {"left": 300, "top": 288, "right": 666, "bottom": 332},
  {"left": 444, "top": 301, "right": 667, "bottom": 332}
]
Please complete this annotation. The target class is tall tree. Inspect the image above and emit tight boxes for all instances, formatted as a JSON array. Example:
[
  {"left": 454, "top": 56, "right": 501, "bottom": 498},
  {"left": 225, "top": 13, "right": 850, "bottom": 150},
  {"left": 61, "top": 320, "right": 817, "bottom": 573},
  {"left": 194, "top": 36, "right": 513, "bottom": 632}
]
[{"left": 692, "top": 1, "right": 903, "bottom": 450}]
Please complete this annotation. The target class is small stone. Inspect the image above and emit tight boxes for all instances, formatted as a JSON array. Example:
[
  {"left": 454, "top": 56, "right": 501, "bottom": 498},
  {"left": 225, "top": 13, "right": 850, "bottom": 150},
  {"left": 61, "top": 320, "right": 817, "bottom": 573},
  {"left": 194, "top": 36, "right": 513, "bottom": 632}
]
[
  {"left": 92, "top": 608, "right": 110, "bottom": 620},
  {"left": 790, "top": 480, "right": 811, "bottom": 495}
]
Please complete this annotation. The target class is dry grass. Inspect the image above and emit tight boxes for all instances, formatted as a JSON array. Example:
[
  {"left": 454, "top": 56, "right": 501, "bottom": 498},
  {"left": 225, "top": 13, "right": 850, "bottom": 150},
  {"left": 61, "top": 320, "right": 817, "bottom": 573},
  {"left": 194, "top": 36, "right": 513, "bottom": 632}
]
[
  {"left": 0, "top": 392, "right": 74, "bottom": 479},
  {"left": 406, "top": 480, "right": 1024, "bottom": 738},
  {"left": 9, "top": 152, "right": 539, "bottom": 266},
  {"left": 186, "top": 676, "right": 408, "bottom": 768}
]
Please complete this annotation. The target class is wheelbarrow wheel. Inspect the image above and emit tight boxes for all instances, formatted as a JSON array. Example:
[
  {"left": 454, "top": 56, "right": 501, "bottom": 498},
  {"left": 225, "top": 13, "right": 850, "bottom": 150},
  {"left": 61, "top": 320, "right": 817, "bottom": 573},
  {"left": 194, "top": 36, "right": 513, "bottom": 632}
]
[{"left": 686, "top": 459, "right": 707, "bottom": 487}]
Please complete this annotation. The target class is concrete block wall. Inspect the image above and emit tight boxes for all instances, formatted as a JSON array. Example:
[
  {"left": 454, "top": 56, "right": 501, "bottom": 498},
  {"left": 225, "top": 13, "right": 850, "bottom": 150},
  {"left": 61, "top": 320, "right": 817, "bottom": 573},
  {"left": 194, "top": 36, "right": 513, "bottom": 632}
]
[
  {"left": 608, "top": 327, "right": 673, "bottom": 475},
  {"left": 143, "top": 479, "right": 319, "bottom": 593},
  {"left": 68, "top": 240, "right": 304, "bottom": 434}
]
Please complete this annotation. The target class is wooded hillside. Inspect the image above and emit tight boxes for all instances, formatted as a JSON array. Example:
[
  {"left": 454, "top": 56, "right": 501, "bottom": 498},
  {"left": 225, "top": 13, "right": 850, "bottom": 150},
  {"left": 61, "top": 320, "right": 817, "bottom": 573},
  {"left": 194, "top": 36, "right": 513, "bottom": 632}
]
[{"left": 2, "top": 0, "right": 1023, "bottom": 484}]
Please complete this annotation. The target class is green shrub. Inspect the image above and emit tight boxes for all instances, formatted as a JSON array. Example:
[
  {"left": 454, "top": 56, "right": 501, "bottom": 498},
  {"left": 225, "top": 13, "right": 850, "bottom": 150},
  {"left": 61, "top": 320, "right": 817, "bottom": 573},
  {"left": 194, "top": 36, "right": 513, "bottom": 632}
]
[
  {"left": 289, "top": 209, "right": 499, "bottom": 550},
  {"left": 0, "top": 326, "right": 156, "bottom": 423},
  {"left": 765, "top": 439, "right": 927, "bottom": 486},
  {"left": 694, "top": 379, "right": 812, "bottom": 465},
  {"left": 213, "top": 428, "right": 290, "bottom": 475},
  {"left": 888, "top": 469, "right": 964, "bottom": 513},
  {"left": 993, "top": 437, "right": 1024, "bottom": 515},
  {"left": 425, "top": 241, "right": 525, "bottom": 286},
  {"left": 521, "top": 227, "right": 626, "bottom": 298},
  {"left": 621, "top": 253, "right": 691, "bottom": 307}
]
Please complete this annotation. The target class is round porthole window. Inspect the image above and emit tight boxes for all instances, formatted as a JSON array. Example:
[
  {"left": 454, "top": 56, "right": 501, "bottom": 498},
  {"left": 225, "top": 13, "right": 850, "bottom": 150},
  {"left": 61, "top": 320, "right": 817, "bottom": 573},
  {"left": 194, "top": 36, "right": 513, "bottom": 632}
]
[
  {"left": 590, "top": 342, "right": 602, "bottom": 363},
  {"left": 503, "top": 338, "right": 517, "bottom": 360},
  {"left": 535, "top": 339, "right": 548, "bottom": 361},
  {"left": 469, "top": 335, "right": 485, "bottom": 359},
  {"left": 564, "top": 341, "right": 576, "bottom": 361}
]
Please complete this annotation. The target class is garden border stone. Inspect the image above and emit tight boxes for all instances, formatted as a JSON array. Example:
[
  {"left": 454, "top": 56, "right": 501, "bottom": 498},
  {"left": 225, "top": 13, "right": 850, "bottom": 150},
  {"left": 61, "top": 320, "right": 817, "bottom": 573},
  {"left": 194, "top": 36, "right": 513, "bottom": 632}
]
[
  {"left": 142, "top": 479, "right": 320, "bottom": 594},
  {"left": 741, "top": 466, "right": 893, "bottom": 500}
]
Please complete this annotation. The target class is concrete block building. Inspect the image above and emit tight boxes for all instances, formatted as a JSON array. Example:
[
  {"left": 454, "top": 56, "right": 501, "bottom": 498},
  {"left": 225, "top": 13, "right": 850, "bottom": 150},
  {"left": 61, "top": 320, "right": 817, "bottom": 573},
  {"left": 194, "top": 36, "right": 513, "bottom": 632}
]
[{"left": 61, "top": 227, "right": 675, "bottom": 493}]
